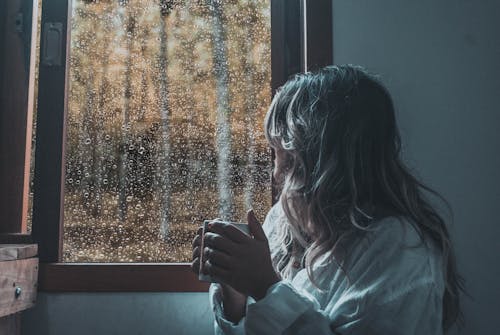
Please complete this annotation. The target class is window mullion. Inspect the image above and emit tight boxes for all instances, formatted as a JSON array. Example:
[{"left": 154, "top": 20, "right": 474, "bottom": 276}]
[
  {"left": 305, "top": 0, "right": 333, "bottom": 71},
  {"left": 32, "top": 0, "right": 71, "bottom": 263}
]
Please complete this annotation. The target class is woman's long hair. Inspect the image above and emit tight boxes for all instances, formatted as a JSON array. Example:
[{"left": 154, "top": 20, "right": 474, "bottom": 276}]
[{"left": 264, "top": 65, "right": 464, "bottom": 332}]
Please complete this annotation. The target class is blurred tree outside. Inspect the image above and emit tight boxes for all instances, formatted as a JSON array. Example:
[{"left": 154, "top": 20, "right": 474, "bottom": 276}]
[
  {"left": 156, "top": 0, "right": 172, "bottom": 240},
  {"left": 63, "top": 0, "right": 272, "bottom": 262}
]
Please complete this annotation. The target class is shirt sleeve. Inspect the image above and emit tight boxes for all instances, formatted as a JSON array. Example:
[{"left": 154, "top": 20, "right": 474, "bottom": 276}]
[
  {"left": 242, "top": 278, "right": 442, "bottom": 335},
  {"left": 209, "top": 283, "right": 246, "bottom": 335},
  {"left": 235, "top": 218, "right": 443, "bottom": 335},
  {"left": 244, "top": 279, "right": 338, "bottom": 334},
  {"left": 332, "top": 280, "right": 443, "bottom": 335},
  {"left": 208, "top": 204, "right": 282, "bottom": 335},
  {"left": 210, "top": 212, "right": 443, "bottom": 335},
  {"left": 328, "top": 218, "right": 444, "bottom": 335}
]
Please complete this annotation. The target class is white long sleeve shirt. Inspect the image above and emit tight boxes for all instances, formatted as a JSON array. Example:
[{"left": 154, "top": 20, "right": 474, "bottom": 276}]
[{"left": 209, "top": 203, "right": 445, "bottom": 335}]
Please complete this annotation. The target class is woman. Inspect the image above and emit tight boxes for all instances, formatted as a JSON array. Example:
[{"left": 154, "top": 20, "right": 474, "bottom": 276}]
[{"left": 191, "top": 65, "right": 464, "bottom": 334}]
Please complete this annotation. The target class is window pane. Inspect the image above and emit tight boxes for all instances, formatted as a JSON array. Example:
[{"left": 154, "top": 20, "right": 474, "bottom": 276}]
[{"left": 64, "top": 0, "right": 271, "bottom": 262}]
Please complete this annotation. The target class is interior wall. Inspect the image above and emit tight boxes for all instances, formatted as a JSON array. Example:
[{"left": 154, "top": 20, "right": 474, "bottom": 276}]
[
  {"left": 331, "top": 0, "right": 500, "bottom": 334},
  {"left": 22, "top": 292, "right": 213, "bottom": 335},
  {"left": 21, "top": 0, "right": 499, "bottom": 334}
]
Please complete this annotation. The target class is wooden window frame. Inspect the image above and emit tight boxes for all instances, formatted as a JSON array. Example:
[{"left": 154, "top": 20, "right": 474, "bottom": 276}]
[
  {"left": 29, "top": 0, "right": 332, "bottom": 292},
  {"left": 0, "top": 0, "right": 39, "bottom": 239}
]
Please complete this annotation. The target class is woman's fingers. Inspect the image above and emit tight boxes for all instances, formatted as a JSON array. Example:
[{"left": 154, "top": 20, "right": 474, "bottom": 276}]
[
  {"left": 208, "top": 222, "right": 249, "bottom": 244},
  {"left": 192, "top": 246, "right": 200, "bottom": 261},
  {"left": 191, "top": 256, "right": 200, "bottom": 275},
  {"left": 192, "top": 226, "right": 203, "bottom": 248},
  {"left": 204, "top": 259, "right": 232, "bottom": 282},
  {"left": 192, "top": 235, "right": 200, "bottom": 249},
  {"left": 247, "top": 209, "right": 267, "bottom": 242},
  {"left": 204, "top": 232, "right": 237, "bottom": 255},
  {"left": 204, "top": 247, "right": 233, "bottom": 269},
  {"left": 191, "top": 226, "right": 204, "bottom": 275}
]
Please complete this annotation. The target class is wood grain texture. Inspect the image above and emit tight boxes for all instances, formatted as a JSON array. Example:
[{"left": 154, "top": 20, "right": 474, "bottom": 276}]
[
  {"left": 0, "top": 258, "right": 38, "bottom": 318},
  {"left": 39, "top": 263, "right": 209, "bottom": 292},
  {"left": 0, "top": 0, "right": 33, "bottom": 234},
  {"left": 0, "top": 245, "right": 37, "bottom": 262}
]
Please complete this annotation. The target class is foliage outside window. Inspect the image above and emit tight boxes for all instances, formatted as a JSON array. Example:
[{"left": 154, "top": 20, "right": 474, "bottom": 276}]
[{"left": 61, "top": 0, "right": 272, "bottom": 262}]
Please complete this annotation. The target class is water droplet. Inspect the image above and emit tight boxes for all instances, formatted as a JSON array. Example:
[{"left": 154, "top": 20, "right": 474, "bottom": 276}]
[{"left": 59, "top": 0, "right": 273, "bottom": 263}]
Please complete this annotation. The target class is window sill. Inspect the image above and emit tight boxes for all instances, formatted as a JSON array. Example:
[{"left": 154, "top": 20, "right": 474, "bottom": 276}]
[
  {"left": 38, "top": 263, "right": 210, "bottom": 292},
  {"left": 0, "top": 233, "right": 33, "bottom": 244}
]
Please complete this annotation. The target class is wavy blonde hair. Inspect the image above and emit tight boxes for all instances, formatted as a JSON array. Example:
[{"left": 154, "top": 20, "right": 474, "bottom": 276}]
[{"left": 264, "top": 65, "right": 465, "bottom": 332}]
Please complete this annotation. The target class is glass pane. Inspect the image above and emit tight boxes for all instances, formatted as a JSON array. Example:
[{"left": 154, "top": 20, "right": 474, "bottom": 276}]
[{"left": 64, "top": 0, "right": 271, "bottom": 262}]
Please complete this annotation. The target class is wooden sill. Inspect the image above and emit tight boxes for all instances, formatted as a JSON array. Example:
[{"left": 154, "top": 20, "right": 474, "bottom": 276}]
[{"left": 39, "top": 263, "right": 210, "bottom": 292}]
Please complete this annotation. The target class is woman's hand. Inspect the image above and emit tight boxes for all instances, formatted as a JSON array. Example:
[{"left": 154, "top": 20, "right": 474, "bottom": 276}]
[
  {"left": 191, "top": 221, "right": 248, "bottom": 323},
  {"left": 202, "top": 210, "right": 281, "bottom": 301},
  {"left": 191, "top": 225, "right": 204, "bottom": 277}
]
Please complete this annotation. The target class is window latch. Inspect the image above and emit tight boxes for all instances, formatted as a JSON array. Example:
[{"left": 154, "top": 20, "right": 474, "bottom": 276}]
[{"left": 42, "top": 22, "right": 63, "bottom": 67}]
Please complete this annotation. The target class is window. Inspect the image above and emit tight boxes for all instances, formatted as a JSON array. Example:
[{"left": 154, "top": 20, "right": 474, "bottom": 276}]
[
  {"left": 23, "top": 0, "right": 332, "bottom": 291},
  {"left": 62, "top": 0, "right": 272, "bottom": 263}
]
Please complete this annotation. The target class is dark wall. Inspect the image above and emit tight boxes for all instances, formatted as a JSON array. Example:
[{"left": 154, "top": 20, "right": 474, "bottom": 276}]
[{"left": 332, "top": 0, "right": 500, "bottom": 334}]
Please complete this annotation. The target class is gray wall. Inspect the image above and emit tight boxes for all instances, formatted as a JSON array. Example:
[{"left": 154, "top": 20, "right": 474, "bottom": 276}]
[
  {"left": 332, "top": 0, "right": 500, "bottom": 334},
  {"left": 22, "top": 1, "right": 499, "bottom": 334},
  {"left": 22, "top": 292, "right": 214, "bottom": 335}
]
